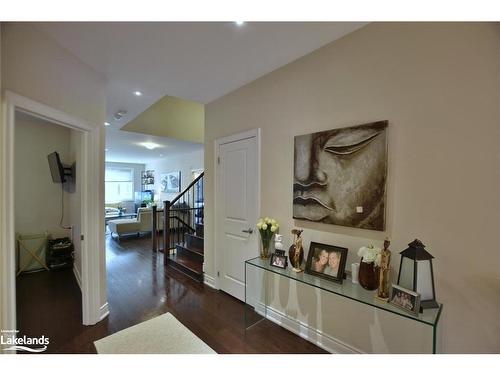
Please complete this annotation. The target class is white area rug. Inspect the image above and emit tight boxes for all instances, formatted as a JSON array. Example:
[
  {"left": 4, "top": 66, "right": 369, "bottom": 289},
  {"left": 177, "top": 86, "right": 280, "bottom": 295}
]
[{"left": 94, "top": 313, "right": 216, "bottom": 354}]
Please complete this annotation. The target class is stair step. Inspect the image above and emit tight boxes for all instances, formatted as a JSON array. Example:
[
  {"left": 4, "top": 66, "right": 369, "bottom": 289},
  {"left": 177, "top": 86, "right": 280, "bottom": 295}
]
[
  {"left": 176, "top": 243, "right": 204, "bottom": 261},
  {"left": 166, "top": 253, "right": 203, "bottom": 282},
  {"left": 186, "top": 233, "right": 204, "bottom": 250},
  {"left": 195, "top": 223, "right": 204, "bottom": 238}
]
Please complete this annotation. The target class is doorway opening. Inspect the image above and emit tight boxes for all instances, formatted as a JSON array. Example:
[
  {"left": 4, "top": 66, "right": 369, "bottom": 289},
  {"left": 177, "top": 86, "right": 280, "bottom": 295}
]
[
  {"left": 13, "top": 111, "right": 85, "bottom": 347},
  {"left": 1, "top": 92, "right": 105, "bottom": 346}
]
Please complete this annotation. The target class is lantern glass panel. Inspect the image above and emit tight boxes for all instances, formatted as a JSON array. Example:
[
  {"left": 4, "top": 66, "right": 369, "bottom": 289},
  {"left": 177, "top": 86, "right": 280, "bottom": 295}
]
[
  {"left": 399, "top": 256, "right": 414, "bottom": 290},
  {"left": 416, "top": 260, "right": 433, "bottom": 300}
]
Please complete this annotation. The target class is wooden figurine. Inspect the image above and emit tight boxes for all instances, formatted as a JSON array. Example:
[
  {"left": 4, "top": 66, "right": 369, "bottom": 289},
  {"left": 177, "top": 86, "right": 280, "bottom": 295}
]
[
  {"left": 376, "top": 237, "right": 391, "bottom": 301},
  {"left": 288, "top": 229, "right": 304, "bottom": 272}
]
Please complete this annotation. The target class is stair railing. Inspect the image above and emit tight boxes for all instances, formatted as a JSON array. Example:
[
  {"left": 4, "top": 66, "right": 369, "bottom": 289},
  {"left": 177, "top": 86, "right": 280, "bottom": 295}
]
[{"left": 151, "top": 172, "right": 204, "bottom": 263}]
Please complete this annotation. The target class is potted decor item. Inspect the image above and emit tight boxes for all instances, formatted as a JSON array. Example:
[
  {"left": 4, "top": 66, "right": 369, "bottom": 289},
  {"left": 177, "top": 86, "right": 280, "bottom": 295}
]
[
  {"left": 256, "top": 217, "right": 279, "bottom": 259},
  {"left": 288, "top": 229, "right": 304, "bottom": 272},
  {"left": 357, "top": 244, "right": 382, "bottom": 290}
]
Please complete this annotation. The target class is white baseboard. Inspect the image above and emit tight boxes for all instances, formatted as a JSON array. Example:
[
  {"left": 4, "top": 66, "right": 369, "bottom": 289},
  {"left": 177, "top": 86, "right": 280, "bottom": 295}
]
[
  {"left": 99, "top": 302, "right": 110, "bottom": 321},
  {"left": 73, "top": 266, "right": 82, "bottom": 291},
  {"left": 204, "top": 274, "right": 217, "bottom": 289},
  {"left": 254, "top": 302, "right": 363, "bottom": 354}
]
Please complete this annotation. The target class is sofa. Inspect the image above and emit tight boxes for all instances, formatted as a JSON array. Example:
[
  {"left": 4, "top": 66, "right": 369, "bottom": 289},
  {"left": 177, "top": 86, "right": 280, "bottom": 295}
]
[
  {"left": 108, "top": 207, "right": 152, "bottom": 239},
  {"left": 108, "top": 207, "right": 193, "bottom": 239}
]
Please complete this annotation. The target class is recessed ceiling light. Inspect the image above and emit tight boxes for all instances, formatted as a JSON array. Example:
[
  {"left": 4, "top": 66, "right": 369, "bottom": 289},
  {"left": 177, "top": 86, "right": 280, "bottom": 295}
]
[
  {"left": 134, "top": 91, "right": 143, "bottom": 96},
  {"left": 159, "top": 154, "right": 163, "bottom": 157},
  {"left": 141, "top": 142, "right": 160, "bottom": 150},
  {"left": 104, "top": 122, "right": 111, "bottom": 126},
  {"left": 235, "top": 21, "right": 245, "bottom": 26}
]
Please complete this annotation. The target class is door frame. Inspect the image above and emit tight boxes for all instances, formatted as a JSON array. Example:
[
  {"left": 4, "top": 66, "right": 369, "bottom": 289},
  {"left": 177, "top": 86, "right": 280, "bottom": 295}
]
[
  {"left": 214, "top": 128, "right": 261, "bottom": 291},
  {"left": 1, "top": 90, "right": 106, "bottom": 332}
]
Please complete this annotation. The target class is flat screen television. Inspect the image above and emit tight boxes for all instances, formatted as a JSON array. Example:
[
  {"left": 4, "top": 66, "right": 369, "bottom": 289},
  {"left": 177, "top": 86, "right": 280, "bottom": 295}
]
[{"left": 47, "top": 151, "right": 74, "bottom": 183}]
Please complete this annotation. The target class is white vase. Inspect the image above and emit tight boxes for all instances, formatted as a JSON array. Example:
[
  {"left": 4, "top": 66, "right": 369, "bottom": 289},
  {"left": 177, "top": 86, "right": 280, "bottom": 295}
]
[{"left": 351, "top": 263, "right": 360, "bottom": 284}]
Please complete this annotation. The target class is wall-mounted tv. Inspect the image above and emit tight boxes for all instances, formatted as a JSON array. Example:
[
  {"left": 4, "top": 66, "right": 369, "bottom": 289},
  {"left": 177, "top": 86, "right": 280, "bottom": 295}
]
[{"left": 47, "top": 151, "right": 74, "bottom": 183}]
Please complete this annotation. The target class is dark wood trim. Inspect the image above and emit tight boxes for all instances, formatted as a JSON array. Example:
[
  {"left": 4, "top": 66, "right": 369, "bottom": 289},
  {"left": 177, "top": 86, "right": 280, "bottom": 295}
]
[
  {"left": 164, "top": 200, "right": 170, "bottom": 265},
  {"left": 152, "top": 205, "right": 158, "bottom": 253}
]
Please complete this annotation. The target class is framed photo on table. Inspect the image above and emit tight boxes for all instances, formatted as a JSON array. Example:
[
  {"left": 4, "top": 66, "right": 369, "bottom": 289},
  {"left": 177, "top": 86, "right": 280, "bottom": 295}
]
[
  {"left": 305, "top": 242, "right": 348, "bottom": 284},
  {"left": 270, "top": 250, "right": 287, "bottom": 269},
  {"left": 389, "top": 284, "right": 421, "bottom": 316}
]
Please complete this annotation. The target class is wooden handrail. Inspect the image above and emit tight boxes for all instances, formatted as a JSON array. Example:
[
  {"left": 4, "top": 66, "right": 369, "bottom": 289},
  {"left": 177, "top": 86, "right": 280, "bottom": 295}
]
[{"left": 169, "top": 171, "right": 204, "bottom": 207}]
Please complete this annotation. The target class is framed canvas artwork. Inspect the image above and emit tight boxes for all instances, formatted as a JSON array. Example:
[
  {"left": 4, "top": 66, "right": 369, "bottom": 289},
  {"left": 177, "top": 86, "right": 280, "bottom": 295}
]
[
  {"left": 293, "top": 121, "right": 388, "bottom": 231},
  {"left": 160, "top": 171, "right": 181, "bottom": 193}
]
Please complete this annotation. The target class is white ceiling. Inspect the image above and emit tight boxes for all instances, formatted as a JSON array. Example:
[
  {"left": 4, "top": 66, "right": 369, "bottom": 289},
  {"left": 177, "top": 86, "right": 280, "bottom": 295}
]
[
  {"left": 34, "top": 22, "right": 367, "bottom": 162},
  {"left": 105, "top": 128, "right": 203, "bottom": 164}
]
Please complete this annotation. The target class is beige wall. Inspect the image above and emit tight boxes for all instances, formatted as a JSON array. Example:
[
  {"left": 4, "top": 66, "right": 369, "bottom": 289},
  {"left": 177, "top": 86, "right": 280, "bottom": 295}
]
[
  {"left": 14, "top": 113, "right": 72, "bottom": 237},
  {"left": 205, "top": 23, "right": 500, "bottom": 353},
  {"left": 0, "top": 22, "right": 3, "bottom": 335},
  {"left": 1, "top": 23, "right": 107, "bottom": 316},
  {"left": 145, "top": 148, "right": 204, "bottom": 203}
]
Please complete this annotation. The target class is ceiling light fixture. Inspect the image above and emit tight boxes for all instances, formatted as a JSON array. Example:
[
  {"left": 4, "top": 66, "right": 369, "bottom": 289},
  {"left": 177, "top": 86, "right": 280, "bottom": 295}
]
[
  {"left": 105, "top": 148, "right": 109, "bottom": 152},
  {"left": 104, "top": 122, "right": 111, "bottom": 126},
  {"left": 235, "top": 21, "right": 245, "bottom": 26},
  {"left": 141, "top": 142, "right": 160, "bottom": 150},
  {"left": 134, "top": 91, "right": 143, "bottom": 96}
]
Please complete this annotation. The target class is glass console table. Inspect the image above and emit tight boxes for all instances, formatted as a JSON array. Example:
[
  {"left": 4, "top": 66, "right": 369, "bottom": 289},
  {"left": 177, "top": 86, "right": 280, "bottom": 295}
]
[{"left": 245, "top": 257, "right": 443, "bottom": 353}]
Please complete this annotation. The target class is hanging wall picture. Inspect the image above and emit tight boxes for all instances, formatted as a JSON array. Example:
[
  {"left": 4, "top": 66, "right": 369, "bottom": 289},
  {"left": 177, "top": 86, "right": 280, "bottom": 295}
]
[
  {"left": 293, "top": 120, "right": 388, "bottom": 231},
  {"left": 161, "top": 171, "right": 181, "bottom": 193}
]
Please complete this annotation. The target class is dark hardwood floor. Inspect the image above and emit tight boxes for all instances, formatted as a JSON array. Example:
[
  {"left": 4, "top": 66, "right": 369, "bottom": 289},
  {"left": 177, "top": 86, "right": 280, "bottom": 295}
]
[{"left": 16, "top": 234, "right": 327, "bottom": 354}]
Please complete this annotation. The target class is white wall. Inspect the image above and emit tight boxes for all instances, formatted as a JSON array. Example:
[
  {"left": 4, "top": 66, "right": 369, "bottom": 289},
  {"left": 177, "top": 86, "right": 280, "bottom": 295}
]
[
  {"left": 1, "top": 23, "right": 107, "bottom": 319},
  {"left": 145, "top": 148, "right": 204, "bottom": 203},
  {"left": 205, "top": 23, "right": 500, "bottom": 353}
]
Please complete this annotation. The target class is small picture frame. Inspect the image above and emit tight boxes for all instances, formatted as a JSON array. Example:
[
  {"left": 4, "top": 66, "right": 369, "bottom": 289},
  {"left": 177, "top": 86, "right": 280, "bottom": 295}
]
[
  {"left": 305, "top": 242, "right": 348, "bottom": 284},
  {"left": 389, "top": 284, "right": 421, "bottom": 316},
  {"left": 270, "top": 250, "right": 287, "bottom": 269}
]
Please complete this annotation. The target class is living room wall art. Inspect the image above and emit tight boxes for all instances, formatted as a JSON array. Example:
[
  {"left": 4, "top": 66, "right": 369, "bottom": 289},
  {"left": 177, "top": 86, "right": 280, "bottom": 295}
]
[
  {"left": 293, "top": 120, "right": 388, "bottom": 231},
  {"left": 160, "top": 171, "right": 181, "bottom": 193}
]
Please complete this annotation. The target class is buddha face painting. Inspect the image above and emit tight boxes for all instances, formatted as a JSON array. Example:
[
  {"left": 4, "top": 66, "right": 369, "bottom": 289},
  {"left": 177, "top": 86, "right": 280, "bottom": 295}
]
[{"left": 293, "top": 121, "right": 388, "bottom": 231}]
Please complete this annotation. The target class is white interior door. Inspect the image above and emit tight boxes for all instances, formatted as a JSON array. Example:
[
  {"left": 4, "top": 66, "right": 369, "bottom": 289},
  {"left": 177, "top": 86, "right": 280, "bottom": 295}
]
[{"left": 216, "top": 131, "right": 259, "bottom": 301}]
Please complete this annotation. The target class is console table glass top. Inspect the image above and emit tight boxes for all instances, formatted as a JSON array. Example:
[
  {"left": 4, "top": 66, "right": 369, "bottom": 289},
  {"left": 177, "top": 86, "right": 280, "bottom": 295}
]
[{"left": 245, "top": 257, "right": 442, "bottom": 327}]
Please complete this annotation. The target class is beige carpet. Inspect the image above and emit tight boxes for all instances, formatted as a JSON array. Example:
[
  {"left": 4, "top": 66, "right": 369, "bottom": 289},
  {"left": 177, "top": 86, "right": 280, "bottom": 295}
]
[{"left": 94, "top": 313, "right": 216, "bottom": 354}]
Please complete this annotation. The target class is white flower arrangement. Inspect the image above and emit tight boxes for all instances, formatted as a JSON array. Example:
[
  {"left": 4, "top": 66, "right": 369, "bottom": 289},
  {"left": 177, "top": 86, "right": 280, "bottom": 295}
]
[
  {"left": 358, "top": 244, "right": 382, "bottom": 266},
  {"left": 256, "top": 217, "right": 279, "bottom": 233},
  {"left": 256, "top": 217, "right": 279, "bottom": 255}
]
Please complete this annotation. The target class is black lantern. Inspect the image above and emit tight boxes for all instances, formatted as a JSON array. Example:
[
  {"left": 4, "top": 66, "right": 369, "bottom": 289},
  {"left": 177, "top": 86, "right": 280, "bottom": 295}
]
[{"left": 397, "top": 239, "right": 439, "bottom": 309}]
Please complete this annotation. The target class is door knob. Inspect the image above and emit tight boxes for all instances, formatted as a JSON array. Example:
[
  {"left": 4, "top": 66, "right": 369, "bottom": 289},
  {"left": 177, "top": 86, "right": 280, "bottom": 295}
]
[{"left": 242, "top": 228, "right": 253, "bottom": 234}]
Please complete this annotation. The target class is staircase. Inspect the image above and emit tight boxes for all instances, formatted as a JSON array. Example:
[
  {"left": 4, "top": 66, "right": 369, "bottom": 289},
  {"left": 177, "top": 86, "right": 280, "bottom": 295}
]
[
  {"left": 168, "top": 224, "right": 204, "bottom": 281},
  {"left": 152, "top": 172, "right": 204, "bottom": 282}
]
